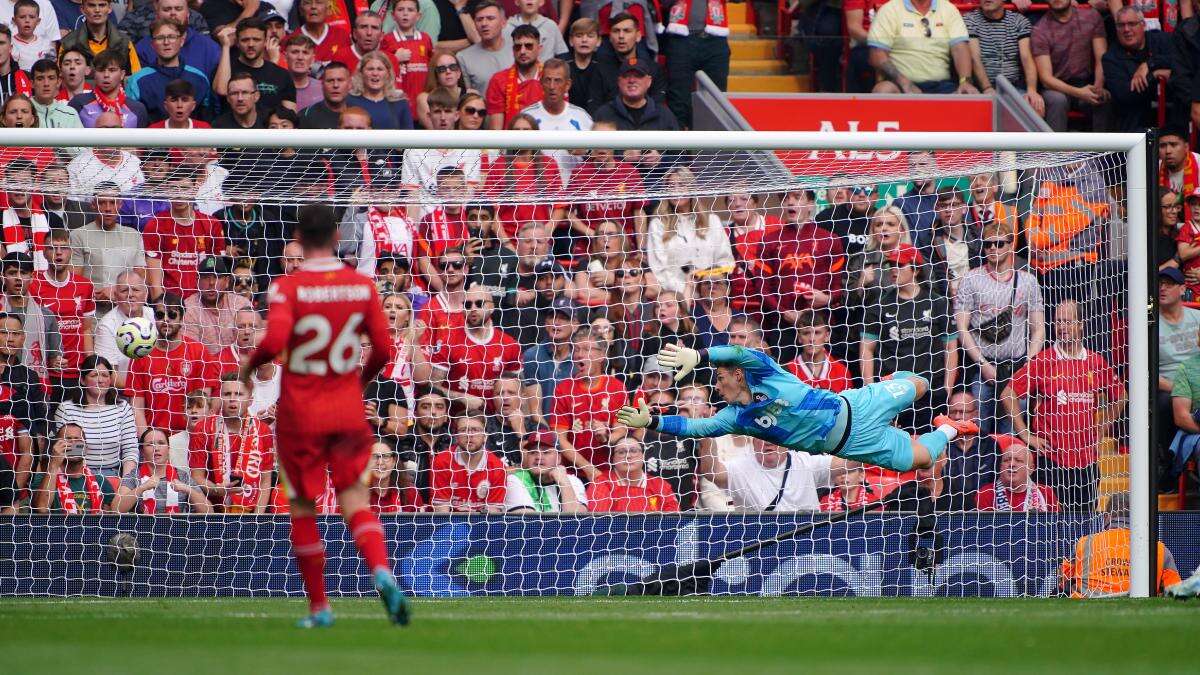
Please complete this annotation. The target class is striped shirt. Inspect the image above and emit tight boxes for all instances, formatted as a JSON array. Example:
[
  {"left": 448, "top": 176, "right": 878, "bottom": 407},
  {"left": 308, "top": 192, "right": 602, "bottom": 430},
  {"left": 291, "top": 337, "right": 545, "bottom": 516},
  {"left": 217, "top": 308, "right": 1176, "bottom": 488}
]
[
  {"left": 964, "top": 9, "right": 1031, "bottom": 88},
  {"left": 54, "top": 400, "right": 140, "bottom": 470}
]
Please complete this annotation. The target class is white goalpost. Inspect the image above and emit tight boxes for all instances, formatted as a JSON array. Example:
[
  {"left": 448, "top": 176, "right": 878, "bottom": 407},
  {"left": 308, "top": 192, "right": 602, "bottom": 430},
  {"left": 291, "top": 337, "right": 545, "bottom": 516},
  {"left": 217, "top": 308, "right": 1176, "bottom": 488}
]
[{"left": 0, "top": 128, "right": 1153, "bottom": 598}]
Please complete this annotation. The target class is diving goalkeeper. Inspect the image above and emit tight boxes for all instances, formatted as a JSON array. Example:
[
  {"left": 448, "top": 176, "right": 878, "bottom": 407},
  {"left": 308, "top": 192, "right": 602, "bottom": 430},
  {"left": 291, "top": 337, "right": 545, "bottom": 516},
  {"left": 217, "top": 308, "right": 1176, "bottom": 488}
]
[{"left": 617, "top": 344, "right": 977, "bottom": 472}]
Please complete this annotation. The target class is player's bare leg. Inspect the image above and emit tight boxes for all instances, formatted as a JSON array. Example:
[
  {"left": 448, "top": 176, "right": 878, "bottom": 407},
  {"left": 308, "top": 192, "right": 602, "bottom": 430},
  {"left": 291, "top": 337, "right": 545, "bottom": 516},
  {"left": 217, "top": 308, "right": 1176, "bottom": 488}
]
[
  {"left": 339, "top": 483, "right": 410, "bottom": 626},
  {"left": 289, "top": 497, "right": 335, "bottom": 628}
]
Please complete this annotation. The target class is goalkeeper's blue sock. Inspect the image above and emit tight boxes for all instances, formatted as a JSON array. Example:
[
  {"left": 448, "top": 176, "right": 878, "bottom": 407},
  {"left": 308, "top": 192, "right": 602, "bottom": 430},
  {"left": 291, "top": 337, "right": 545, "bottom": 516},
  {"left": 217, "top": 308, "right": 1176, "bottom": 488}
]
[{"left": 918, "top": 429, "right": 952, "bottom": 462}]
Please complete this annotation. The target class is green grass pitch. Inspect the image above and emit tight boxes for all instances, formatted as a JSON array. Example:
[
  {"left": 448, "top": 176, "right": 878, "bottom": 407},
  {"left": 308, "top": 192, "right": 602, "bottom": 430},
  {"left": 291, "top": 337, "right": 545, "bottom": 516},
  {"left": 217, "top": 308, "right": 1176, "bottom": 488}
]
[{"left": 1, "top": 597, "right": 1196, "bottom": 674}]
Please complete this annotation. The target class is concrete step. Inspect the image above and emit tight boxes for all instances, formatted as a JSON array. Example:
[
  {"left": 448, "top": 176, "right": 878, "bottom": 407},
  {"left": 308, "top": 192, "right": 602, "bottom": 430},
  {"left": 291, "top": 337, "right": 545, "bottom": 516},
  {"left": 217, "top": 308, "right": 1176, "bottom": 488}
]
[
  {"left": 1097, "top": 453, "right": 1128, "bottom": 480},
  {"left": 729, "top": 23, "right": 758, "bottom": 37},
  {"left": 730, "top": 58, "right": 789, "bottom": 75},
  {"left": 731, "top": 39, "right": 776, "bottom": 60},
  {"left": 727, "top": 73, "right": 810, "bottom": 92}
]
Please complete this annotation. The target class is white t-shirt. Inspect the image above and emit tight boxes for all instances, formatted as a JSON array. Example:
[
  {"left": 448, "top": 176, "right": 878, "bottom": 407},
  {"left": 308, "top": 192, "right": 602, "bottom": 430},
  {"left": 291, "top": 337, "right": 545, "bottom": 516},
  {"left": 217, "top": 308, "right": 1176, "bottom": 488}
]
[
  {"left": 94, "top": 304, "right": 155, "bottom": 377},
  {"left": 520, "top": 100, "right": 593, "bottom": 182},
  {"left": 249, "top": 365, "right": 281, "bottom": 420},
  {"left": 1167, "top": 152, "right": 1200, "bottom": 193},
  {"left": 168, "top": 430, "right": 191, "bottom": 473},
  {"left": 724, "top": 451, "right": 833, "bottom": 512},
  {"left": 400, "top": 148, "right": 482, "bottom": 218},
  {"left": 503, "top": 472, "right": 588, "bottom": 512},
  {"left": 0, "top": 0, "right": 60, "bottom": 44},
  {"left": 67, "top": 150, "right": 145, "bottom": 198},
  {"left": 11, "top": 33, "right": 56, "bottom": 71}
]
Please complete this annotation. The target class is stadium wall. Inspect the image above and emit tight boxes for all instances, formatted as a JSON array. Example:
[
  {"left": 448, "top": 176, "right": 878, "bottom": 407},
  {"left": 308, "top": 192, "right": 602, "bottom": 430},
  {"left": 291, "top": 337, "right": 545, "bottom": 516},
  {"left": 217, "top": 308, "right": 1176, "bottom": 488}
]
[{"left": 3, "top": 513, "right": 1195, "bottom": 598}]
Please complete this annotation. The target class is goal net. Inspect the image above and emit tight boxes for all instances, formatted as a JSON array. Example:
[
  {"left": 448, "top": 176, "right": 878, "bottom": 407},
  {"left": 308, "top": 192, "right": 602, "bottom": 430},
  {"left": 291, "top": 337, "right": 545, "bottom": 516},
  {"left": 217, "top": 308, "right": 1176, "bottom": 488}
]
[{"left": 0, "top": 130, "right": 1151, "bottom": 598}]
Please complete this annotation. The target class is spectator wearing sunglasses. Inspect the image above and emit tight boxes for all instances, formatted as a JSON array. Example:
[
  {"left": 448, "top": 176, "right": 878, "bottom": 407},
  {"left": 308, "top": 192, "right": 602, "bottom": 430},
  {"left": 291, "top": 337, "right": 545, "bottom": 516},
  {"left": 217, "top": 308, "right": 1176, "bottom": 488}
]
[
  {"left": 429, "top": 284, "right": 523, "bottom": 413},
  {"left": 867, "top": 0, "right": 977, "bottom": 95},
  {"left": 485, "top": 24, "right": 543, "bottom": 129},
  {"left": 417, "top": 247, "right": 471, "bottom": 355},
  {"left": 128, "top": 293, "right": 217, "bottom": 435},
  {"left": 416, "top": 51, "right": 469, "bottom": 130}
]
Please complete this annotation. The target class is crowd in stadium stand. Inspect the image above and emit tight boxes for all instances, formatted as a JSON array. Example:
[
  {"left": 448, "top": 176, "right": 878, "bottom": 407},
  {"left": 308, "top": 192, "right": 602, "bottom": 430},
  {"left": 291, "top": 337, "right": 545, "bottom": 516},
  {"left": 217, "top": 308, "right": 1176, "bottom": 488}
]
[{"left": 0, "top": 0, "right": 1195, "bottom": 517}]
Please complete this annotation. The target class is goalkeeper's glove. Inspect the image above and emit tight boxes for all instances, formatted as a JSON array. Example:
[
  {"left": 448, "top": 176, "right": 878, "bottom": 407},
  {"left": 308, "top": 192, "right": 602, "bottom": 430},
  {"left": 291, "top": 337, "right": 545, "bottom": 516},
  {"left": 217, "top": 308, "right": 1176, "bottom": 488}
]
[
  {"left": 657, "top": 343, "right": 701, "bottom": 382},
  {"left": 616, "top": 399, "right": 653, "bottom": 429}
]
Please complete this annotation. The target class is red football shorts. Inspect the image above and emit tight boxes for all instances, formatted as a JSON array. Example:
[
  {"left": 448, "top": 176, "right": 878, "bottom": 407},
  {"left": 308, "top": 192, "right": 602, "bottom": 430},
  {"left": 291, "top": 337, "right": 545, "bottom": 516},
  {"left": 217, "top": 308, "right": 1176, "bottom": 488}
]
[{"left": 277, "top": 427, "right": 375, "bottom": 502}]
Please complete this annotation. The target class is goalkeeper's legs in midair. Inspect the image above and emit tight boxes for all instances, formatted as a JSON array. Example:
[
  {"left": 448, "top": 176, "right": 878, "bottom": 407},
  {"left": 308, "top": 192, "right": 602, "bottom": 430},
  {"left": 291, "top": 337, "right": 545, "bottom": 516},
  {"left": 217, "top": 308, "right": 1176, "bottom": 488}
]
[
  {"left": 842, "top": 372, "right": 979, "bottom": 472},
  {"left": 338, "top": 483, "right": 410, "bottom": 626}
]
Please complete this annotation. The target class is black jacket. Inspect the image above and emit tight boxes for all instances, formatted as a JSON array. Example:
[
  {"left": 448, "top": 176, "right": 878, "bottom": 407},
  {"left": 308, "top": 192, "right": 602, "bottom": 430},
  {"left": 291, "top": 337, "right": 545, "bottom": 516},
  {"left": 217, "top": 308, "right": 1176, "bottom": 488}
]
[
  {"left": 593, "top": 96, "right": 680, "bottom": 131},
  {"left": 1104, "top": 30, "right": 1175, "bottom": 131}
]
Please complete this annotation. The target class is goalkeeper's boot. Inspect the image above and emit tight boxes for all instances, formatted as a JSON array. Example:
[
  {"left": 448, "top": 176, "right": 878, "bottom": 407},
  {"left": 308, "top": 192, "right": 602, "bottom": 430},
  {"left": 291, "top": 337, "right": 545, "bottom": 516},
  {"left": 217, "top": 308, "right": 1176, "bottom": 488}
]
[
  {"left": 374, "top": 568, "right": 411, "bottom": 626},
  {"left": 1166, "top": 570, "right": 1200, "bottom": 599},
  {"left": 933, "top": 414, "right": 980, "bottom": 437},
  {"left": 296, "top": 608, "right": 335, "bottom": 629}
]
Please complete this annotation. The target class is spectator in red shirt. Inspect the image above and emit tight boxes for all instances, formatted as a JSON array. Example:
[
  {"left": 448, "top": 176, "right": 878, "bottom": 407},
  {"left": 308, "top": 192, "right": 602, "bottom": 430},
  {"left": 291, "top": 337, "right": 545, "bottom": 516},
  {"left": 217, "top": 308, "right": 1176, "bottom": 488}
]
[
  {"left": 760, "top": 188, "right": 844, "bottom": 317},
  {"left": 485, "top": 24, "right": 543, "bottom": 129},
  {"left": 189, "top": 372, "right": 275, "bottom": 513},
  {"left": 417, "top": 247, "right": 469, "bottom": 352},
  {"left": 430, "top": 284, "right": 523, "bottom": 412},
  {"left": 368, "top": 439, "right": 423, "bottom": 513},
  {"left": 291, "top": 0, "right": 351, "bottom": 67},
  {"left": 141, "top": 170, "right": 226, "bottom": 300},
  {"left": 416, "top": 168, "right": 471, "bottom": 287},
  {"left": 567, "top": 119, "right": 647, "bottom": 247},
  {"left": 381, "top": 0, "right": 433, "bottom": 111},
  {"left": 976, "top": 437, "right": 1059, "bottom": 513},
  {"left": 128, "top": 294, "right": 215, "bottom": 434},
  {"left": 482, "top": 115, "right": 565, "bottom": 246},
  {"left": 724, "top": 190, "right": 779, "bottom": 315},
  {"left": 586, "top": 436, "right": 680, "bottom": 512},
  {"left": 1001, "top": 299, "right": 1126, "bottom": 512},
  {"left": 551, "top": 325, "right": 628, "bottom": 481},
  {"left": 429, "top": 411, "right": 508, "bottom": 512},
  {"left": 786, "top": 309, "right": 852, "bottom": 393},
  {"left": 30, "top": 228, "right": 95, "bottom": 398},
  {"left": 819, "top": 464, "right": 878, "bottom": 512}
]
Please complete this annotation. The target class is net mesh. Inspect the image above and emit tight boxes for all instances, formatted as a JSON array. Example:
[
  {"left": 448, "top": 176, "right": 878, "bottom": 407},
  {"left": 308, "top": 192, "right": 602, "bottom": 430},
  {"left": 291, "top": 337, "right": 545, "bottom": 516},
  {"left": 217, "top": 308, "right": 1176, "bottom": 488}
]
[{"left": 0, "top": 139, "right": 1135, "bottom": 598}]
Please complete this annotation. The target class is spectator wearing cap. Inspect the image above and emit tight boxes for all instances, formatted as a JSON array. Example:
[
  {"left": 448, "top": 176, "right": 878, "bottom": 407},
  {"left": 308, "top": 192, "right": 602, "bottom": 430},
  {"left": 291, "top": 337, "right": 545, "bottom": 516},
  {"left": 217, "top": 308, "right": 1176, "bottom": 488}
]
[
  {"left": 131, "top": 0, "right": 221, "bottom": 80},
  {"left": 637, "top": 354, "right": 675, "bottom": 398},
  {"left": 2, "top": 251, "right": 62, "bottom": 384},
  {"left": 976, "top": 435, "right": 1058, "bottom": 512},
  {"left": 505, "top": 425, "right": 588, "bottom": 512},
  {"left": 867, "top": 0, "right": 976, "bottom": 95},
  {"left": 861, "top": 242, "right": 956, "bottom": 429},
  {"left": 69, "top": 49, "right": 149, "bottom": 128},
  {"left": 1002, "top": 298, "right": 1125, "bottom": 512},
  {"left": 499, "top": 222, "right": 553, "bottom": 344},
  {"left": 1031, "top": 0, "right": 1109, "bottom": 132},
  {"left": 646, "top": 165, "right": 734, "bottom": 295},
  {"left": 954, "top": 219, "right": 1044, "bottom": 436},
  {"left": 593, "top": 55, "right": 679, "bottom": 132},
  {"left": 214, "top": 17, "right": 297, "bottom": 112},
  {"left": 1157, "top": 266, "right": 1200, "bottom": 454},
  {"left": 551, "top": 325, "right": 627, "bottom": 481},
  {"left": 141, "top": 170, "right": 226, "bottom": 300},
  {"left": 180, "top": 255, "right": 254, "bottom": 355},
  {"left": 60, "top": 0, "right": 140, "bottom": 75},
  {"left": 485, "top": 24, "right": 544, "bottom": 129},
  {"left": 457, "top": 1, "right": 514, "bottom": 92},
  {"left": 1102, "top": 7, "right": 1174, "bottom": 133},
  {"left": 587, "top": 436, "right": 679, "bottom": 512},
  {"left": 120, "top": 0, "right": 210, "bottom": 44},
  {"left": 126, "top": 18, "right": 214, "bottom": 124},
  {"left": 522, "top": 294, "right": 578, "bottom": 417},
  {"left": 595, "top": 12, "right": 665, "bottom": 103},
  {"left": 1174, "top": 187, "right": 1200, "bottom": 297},
  {"left": 31, "top": 423, "right": 116, "bottom": 513}
]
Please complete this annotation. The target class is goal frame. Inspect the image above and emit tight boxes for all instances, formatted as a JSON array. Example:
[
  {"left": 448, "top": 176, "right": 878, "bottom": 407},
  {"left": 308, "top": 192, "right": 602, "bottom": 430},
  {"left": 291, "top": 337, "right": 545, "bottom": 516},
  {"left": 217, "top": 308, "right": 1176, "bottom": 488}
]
[{"left": 0, "top": 128, "right": 1154, "bottom": 597}]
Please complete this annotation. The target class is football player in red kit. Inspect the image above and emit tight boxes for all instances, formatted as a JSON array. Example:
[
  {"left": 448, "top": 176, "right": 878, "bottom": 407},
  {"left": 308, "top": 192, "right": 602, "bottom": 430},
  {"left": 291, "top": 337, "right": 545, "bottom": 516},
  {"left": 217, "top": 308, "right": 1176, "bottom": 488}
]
[{"left": 239, "top": 204, "right": 408, "bottom": 629}]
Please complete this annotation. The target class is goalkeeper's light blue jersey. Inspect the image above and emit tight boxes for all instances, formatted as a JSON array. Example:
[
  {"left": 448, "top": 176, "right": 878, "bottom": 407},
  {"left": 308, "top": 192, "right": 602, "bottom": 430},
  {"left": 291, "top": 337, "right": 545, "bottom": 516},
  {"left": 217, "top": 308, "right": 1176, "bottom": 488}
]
[{"left": 656, "top": 346, "right": 843, "bottom": 452}]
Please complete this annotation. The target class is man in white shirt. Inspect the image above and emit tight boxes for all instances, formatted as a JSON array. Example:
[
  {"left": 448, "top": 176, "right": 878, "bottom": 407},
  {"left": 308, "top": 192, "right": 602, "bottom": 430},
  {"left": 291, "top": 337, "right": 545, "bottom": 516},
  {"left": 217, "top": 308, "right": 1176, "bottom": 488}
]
[
  {"left": 67, "top": 112, "right": 145, "bottom": 198},
  {"left": 520, "top": 58, "right": 592, "bottom": 182},
  {"left": 701, "top": 436, "right": 855, "bottom": 511},
  {"left": 504, "top": 427, "right": 587, "bottom": 513},
  {"left": 93, "top": 269, "right": 154, "bottom": 388}
]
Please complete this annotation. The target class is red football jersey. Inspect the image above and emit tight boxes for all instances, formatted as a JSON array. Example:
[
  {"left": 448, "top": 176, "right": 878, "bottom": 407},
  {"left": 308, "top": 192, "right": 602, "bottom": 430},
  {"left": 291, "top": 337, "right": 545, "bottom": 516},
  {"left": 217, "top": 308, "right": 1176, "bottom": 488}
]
[
  {"left": 431, "top": 325, "right": 522, "bottom": 405},
  {"left": 29, "top": 272, "right": 95, "bottom": 378},
  {"left": 786, "top": 354, "right": 852, "bottom": 393},
  {"left": 483, "top": 65, "right": 544, "bottom": 127},
  {"left": 568, "top": 159, "right": 646, "bottom": 236},
  {"left": 290, "top": 24, "right": 351, "bottom": 64},
  {"left": 0, "top": 414, "right": 24, "bottom": 469},
  {"left": 247, "top": 258, "right": 393, "bottom": 436},
  {"left": 142, "top": 212, "right": 226, "bottom": 298},
  {"left": 188, "top": 414, "right": 276, "bottom": 510},
  {"left": 429, "top": 448, "right": 507, "bottom": 512},
  {"left": 417, "top": 207, "right": 469, "bottom": 261},
  {"left": 481, "top": 155, "right": 563, "bottom": 241},
  {"left": 380, "top": 30, "right": 433, "bottom": 111},
  {"left": 550, "top": 375, "right": 627, "bottom": 468},
  {"left": 1007, "top": 345, "right": 1122, "bottom": 468},
  {"left": 417, "top": 291, "right": 464, "bottom": 353},
  {"left": 586, "top": 472, "right": 680, "bottom": 512},
  {"left": 126, "top": 337, "right": 217, "bottom": 433}
]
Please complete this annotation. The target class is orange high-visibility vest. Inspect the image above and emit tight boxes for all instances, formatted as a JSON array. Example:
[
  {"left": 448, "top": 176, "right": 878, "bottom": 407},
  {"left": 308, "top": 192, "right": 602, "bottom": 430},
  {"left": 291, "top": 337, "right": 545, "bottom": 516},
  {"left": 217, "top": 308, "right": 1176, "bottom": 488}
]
[
  {"left": 1060, "top": 528, "right": 1181, "bottom": 598},
  {"left": 1024, "top": 182, "right": 1108, "bottom": 272}
]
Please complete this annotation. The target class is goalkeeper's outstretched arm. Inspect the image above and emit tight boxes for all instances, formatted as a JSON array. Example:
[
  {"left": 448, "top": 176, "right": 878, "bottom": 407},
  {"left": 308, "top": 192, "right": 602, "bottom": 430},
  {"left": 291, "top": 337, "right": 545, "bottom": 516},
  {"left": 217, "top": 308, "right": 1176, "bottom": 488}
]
[{"left": 616, "top": 400, "right": 738, "bottom": 438}]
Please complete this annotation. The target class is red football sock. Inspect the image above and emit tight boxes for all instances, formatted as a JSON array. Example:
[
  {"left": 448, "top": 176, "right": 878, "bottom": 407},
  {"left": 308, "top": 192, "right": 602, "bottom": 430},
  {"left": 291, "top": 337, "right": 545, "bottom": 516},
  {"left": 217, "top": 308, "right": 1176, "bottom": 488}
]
[
  {"left": 348, "top": 509, "right": 390, "bottom": 574},
  {"left": 290, "top": 515, "right": 329, "bottom": 613}
]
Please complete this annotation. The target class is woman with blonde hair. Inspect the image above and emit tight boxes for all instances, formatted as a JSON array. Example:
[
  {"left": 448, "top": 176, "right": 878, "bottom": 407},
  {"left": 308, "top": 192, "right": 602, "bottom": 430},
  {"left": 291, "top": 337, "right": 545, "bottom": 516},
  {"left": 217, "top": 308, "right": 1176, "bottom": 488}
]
[
  {"left": 416, "top": 50, "right": 467, "bottom": 129},
  {"left": 346, "top": 51, "right": 414, "bottom": 130},
  {"left": 846, "top": 204, "right": 913, "bottom": 301},
  {"left": 646, "top": 166, "right": 735, "bottom": 295}
]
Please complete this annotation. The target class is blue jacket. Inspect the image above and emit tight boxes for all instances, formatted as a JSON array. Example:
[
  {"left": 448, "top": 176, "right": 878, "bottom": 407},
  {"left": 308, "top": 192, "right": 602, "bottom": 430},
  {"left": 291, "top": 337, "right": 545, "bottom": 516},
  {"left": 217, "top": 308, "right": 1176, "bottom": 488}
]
[
  {"left": 125, "top": 61, "right": 213, "bottom": 124},
  {"left": 135, "top": 28, "right": 221, "bottom": 79},
  {"left": 656, "top": 346, "right": 843, "bottom": 452}
]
